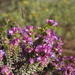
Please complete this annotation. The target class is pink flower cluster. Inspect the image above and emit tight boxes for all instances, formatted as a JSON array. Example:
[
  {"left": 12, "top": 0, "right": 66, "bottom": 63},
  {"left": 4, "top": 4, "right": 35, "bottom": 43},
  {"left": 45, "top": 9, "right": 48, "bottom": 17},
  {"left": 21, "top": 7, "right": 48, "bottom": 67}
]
[
  {"left": 6, "top": 20, "right": 63, "bottom": 68},
  {"left": 1, "top": 65, "right": 13, "bottom": 75},
  {"left": 0, "top": 19, "right": 75, "bottom": 75},
  {"left": 52, "top": 56, "right": 75, "bottom": 75},
  {"left": 46, "top": 19, "right": 58, "bottom": 26}
]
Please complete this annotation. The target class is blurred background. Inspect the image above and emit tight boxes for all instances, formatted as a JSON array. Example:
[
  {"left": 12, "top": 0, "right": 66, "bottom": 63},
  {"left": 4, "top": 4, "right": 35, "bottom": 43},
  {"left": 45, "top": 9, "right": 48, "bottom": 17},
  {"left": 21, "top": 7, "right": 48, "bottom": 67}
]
[{"left": 0, "top": 0, "right": 75, "bottom": 56}]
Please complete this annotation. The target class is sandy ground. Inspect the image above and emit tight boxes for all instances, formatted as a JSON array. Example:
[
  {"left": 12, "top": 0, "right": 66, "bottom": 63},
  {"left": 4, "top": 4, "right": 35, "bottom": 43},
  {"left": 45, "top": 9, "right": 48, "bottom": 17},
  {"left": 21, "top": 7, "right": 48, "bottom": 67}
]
[{"left": 62, "top": 39, "right": 75, "bottom": 57}]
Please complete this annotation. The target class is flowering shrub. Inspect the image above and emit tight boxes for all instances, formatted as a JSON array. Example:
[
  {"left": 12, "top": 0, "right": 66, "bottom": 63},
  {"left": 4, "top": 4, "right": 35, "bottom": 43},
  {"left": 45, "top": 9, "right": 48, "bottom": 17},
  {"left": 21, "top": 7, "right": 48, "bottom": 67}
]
[{"left": 0, "top": 19, "right": 75, "bottom": 75}]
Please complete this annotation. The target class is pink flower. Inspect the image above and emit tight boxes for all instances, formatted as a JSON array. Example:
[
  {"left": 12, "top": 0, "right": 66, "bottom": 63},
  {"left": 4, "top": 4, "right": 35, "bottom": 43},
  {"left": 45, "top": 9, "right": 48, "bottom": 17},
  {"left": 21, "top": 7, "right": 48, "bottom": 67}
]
[
  {"left": 0, "top": 50, "right": 5, "bottom": 60},
  {"left": 46, "top": 19, "right": 58, "bottom": 26},
  {"left": 7, "top": 27, "right": 19, "bottom": 35},
  {"left": 40, "top": 57, "right": 49, "bottom": 67},
  {"left": 11, "top": 27, "right": 18, "bottom": 33},
  {"left": 23, "top": 36, "right": 32, "bottom": 43},
  {"left": 10, "top": 38, "right": 20, "bottom": 46},
  {"left": 50, "top": 52, "right": 56, "bottom": 58},
  {"left": 29, "top": 58, "right": 34, "bottom": 64},
  {"left": 5, "top": 18, "right": 10, "bottom": 21},
  {"left": 28, "top": 47, "right": 34, "bottom": 53},
  {"left": 36, "top": 56, "right": 42, "bottom": 61},
  {"left": 1, "top": 65, "right": 9, "bottom": 75},
  {"left": 1, "top": 65, "right": 14, "bottom": 75},
  {"left": 36, "top": 26, "right": 41, "bottom": 29},
  {"left": 7, "top": 30, "right": 14, "bottom": 35},
  {"left": 26, "top": 25, "right": 33, "bottom": 31}
]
